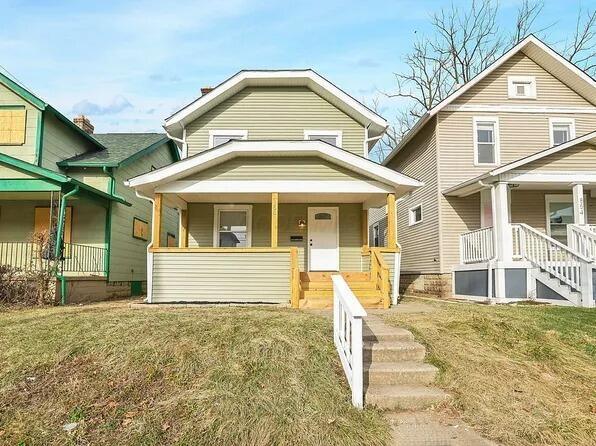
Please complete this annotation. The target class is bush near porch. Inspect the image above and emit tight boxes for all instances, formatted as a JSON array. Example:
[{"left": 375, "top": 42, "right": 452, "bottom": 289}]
[
  {"left": 0, "top": 303, "right": 389, "bottom": 446},
  {"left": 382, "top": 298, "right": 596, "bottom": 446}
]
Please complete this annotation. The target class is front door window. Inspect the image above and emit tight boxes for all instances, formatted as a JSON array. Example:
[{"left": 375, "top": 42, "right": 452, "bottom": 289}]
[{"left": 547, "top": 197, "right": 574, "bottom": 244}]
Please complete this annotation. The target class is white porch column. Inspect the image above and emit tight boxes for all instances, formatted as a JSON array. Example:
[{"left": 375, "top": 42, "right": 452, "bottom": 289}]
[
  {"left": 493, "top": 182, "right": 511, "bottom": 299},
  {"left": 572, "top": 183, "right": 586, "bottom": 225}
]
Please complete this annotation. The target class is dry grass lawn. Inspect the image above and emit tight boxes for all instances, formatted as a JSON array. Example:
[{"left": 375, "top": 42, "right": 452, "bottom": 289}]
[
  {"left": 0, "top": 302, "right": 389, "bottom": 446},
  {"left": 382, "top": 298, "right": 596, "bottom": 446}
]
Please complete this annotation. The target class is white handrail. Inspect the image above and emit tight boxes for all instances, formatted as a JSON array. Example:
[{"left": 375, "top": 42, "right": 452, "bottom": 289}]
[
  {"left": 332, "top": 274, "right": 367, "bottom": 408},
  {"left": 459, "top": 227, "right": 495, "bottom": 264},
  {"left": 513, "top": 224, "right": 592, "bottom": 305},
  {"left": 568, "top": 224, "right": 596, "bottom": 261}
]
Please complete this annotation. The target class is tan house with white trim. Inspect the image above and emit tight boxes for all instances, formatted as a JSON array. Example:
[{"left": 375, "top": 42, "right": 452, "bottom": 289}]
[
  {"left": 375, "top": 35, "right": 596, "bottom": 307},
  {"left": 125, "top": 70, "right": 422, "bottom": 308}
]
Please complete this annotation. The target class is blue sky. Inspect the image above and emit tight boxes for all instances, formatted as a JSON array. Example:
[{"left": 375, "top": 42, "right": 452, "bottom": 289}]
[{"left": 0, "top": 0, "right": 589, "bottom": 139}]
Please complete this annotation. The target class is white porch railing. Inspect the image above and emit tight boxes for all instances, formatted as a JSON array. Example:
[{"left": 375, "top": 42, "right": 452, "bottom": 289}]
[
  {"left": 513, "top": 223, "right": 592, "bottom": 300},
  {"left": 459, "top": 227, "right": 495, "bottom": 264},
  {"left": 332, "top": 274, "right": 367, "bottom": 408},
  {"left": 568, "top": 224, "right": 596, "bottom": 261}
]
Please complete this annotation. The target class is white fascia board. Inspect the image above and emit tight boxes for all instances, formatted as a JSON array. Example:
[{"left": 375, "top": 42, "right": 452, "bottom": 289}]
[
  {"left": 125, "top": 140, "right": 423, "bottom": 191},
  {"left": 164, "top": 70, "right": 387, "bottom": 133},
  {"left": 155, "top": 180, "right": 395, "bottom": 194},
  {"left": 489, "top": 130, "right": 596, "bottom": 176},
  {"left": 501, "top": 170, "right": 596, "bottom": 183}
]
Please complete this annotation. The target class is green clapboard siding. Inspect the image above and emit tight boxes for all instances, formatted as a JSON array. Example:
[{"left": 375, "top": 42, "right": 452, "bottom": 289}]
[
  {"left": 0, "top": 82, "right": 40, "bottom": 177},
  {"left": 184, "top": 156, "right": 368, "bottom": 181},
  {"left": 109, "top": 142, "right": 178, "bottom": 282},
  {"left": 185, "top": 87, "right": 365, "bottom": 156},
  {"left": 151, "top": 251, "right": 291, "bottom": 303},
  {"left": 187, "top": 202, "right": 363, "bottom": 272}
]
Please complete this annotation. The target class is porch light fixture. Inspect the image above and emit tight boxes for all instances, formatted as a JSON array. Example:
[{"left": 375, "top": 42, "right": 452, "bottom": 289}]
[{"left": 297, "top": 219, "right": 306, "bottom": 229}]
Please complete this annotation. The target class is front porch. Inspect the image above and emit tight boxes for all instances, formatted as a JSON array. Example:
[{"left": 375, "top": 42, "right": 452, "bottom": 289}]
[{"left": 456, "top": 182, "right": 596, "bottom": 307}]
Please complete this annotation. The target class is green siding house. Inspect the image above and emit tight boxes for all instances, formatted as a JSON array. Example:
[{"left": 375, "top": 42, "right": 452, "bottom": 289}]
[
  {"left": 0, "top": 71, "right": 179, "bottom": 303},
  {"left": 125, "top": 70, "right": 422, "bottom": 308}
]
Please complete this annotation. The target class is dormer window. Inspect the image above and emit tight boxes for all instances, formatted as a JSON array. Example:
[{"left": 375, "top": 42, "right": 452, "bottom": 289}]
[
  {"left": 549, "top": 118, "right": 575, "bottom": 146},
  {"left": 209, "top": 129, "right": 248, "bottom": 148},
  {"left": 304, "top": 130, "right": 342, "bottom": 148},
  {"left": 508, "top": 76, "right": 536, "bottom": 99}
]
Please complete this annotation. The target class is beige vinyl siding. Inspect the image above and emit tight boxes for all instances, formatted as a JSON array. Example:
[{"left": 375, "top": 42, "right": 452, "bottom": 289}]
[
  {"left": 151, "top": 251, "right": 291, "bottom": 303},
  {"left": 185, "top": 156, "right": 367, "bottom": 181},
  {"left": 110, "top": 143, "right": 178, "bottom": 282},
  {"left": 185, "top": 87, "right": 365, "bottom": 156},
  {"left": 453, "top": 52, "right": 593, "bottom": 106},
  {"left": 188, "top": 202, "right": 362, "bottom": 272},
  {"left": 440, "top": 194, "right": 481, "bottom": 271},
  {"left": 437, "top": 111, "right": 596, "bottom": 189},
  {"left": 386, "top": 117, "right": 440, "bottom": 273},
  {"left": 523, "top": 143, "right": 596, "bottom": 171},
  {"left": 0, "top": 83, "right": 40, "bottom": 178},
  {"left": 41, "top": 113, "right": 97, "bottom": 173},
  {"left": 68, "top": 168, "right": 111, "bottom": 193}
]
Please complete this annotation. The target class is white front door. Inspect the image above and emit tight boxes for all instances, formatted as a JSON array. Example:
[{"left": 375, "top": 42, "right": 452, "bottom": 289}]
[{"left": 308, "top": 207, "right": 339, "bottom": 271}]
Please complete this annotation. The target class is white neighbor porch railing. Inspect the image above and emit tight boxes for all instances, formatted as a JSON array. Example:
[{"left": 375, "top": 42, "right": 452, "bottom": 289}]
[
  {"left": 332, "top": 275, "right": 367, "bottom": 408},
  {"left": 512, "top": 223, "right": 592, "bottom": 301},
  {"left": 568, "top": 224, "right": 596, "bottom": 261},
  {"left": 460, "top": 227, "right": 495, "bottom": 264}
]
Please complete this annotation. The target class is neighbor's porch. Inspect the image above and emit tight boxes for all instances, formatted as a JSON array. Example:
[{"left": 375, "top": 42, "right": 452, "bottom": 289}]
[{"left": 148, "top": 191, "right": 400, "bottom": 308}]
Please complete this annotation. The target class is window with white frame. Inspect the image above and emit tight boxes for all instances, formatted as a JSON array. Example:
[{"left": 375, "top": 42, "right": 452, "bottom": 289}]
[
  {"left": 304, "top": 130, "right": 342, "bottom": 147},
  {"left": 549, "top": 118, "right": 575, "bottom": 146},
  {"left": 508, "top": 76, "right": 536, "bottom": 99},
  {"left": 213, "top": 205, "right": 252, "bottom": 247},
  {"left": 473, "top": 117, "right": 499, "bottom": 165},
  {"left": 408, "top": 204, "right": 423, "bottom": 226},
  {"left": 209, "top": 130, "right": 248, "bottom": 148},
  {"left": 372, "top": 223, "right": 380, "bottom": 247}
]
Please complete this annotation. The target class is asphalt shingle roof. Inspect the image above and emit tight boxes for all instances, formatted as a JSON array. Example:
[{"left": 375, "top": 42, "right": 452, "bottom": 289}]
[{"left": 58, "top": 133, "right": 169, "bottom": 167}]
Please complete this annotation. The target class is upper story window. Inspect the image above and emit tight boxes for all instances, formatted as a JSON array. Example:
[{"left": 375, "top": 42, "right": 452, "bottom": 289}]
[
  {"left": 473, "top": 117, "right": 500, "bottom": 166},
  {"left": 209, "top": 129, "right": 248, "bottom": 148},
  {"left": 0, "top": 107, "right": 26, "bottom": 145},
  {"left": 304, "top": 130, "right": 342, "bottom": 148},
  {"left": 508, "top": 76, "right": 536, "bottom": 99},
  {"left": 549, "top": 118, "right": 575, "bottom": 146}
]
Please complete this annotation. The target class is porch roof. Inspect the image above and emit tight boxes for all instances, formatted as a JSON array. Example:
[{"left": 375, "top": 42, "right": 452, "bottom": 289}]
[
  {"left": 125, "top": 140, "right": 423, "bottom": 201},
  {"left": 444, "top": 131, "right": 596, "bottom": 197}
]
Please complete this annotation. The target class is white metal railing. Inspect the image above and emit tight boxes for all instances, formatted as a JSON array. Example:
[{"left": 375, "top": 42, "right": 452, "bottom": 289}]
[
  {"left": 568, "top": 224, "right": 596, "bottom": 261},
  {"left": 460, "top": 227, "right": 495, "bottom": 264},
  {"left": 332, "top": 274, "right": 367, "bottom": 408},
  {"left": 513, "top": 224, "right": 592, "bottom": 302}
]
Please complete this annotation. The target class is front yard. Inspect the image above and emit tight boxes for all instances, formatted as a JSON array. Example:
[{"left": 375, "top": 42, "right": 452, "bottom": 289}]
[
  {"left": 382, "top": 298, "right": 596, "bottom": 446},
  {"left": 0, "top": 303, "right": 389, "bottom": 446}
]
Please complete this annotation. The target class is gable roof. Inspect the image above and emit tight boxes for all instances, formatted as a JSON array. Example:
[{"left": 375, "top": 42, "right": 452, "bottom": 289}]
[
  {"left": 383, "top": 35, "right": 596, "bottom": 165},
  {"left": 0, "top": 70, "right": 108, "bottom": 153},
  {"left": 58, "top": 133, "right": 180, "bottom": 168},
  {"left": 443, "top": 130, "right": 596, "bottom": 196},
  {"left": 164, "top": 70, "right": 388, "bottom": 140},
  {"left": 125, "top": 140, "right": 422, "bottom": 195}
]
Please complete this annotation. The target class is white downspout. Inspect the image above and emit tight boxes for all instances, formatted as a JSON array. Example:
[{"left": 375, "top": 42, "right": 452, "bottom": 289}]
[
  {"left": 135, "top": 190, "right": 155, "bottom": 303},
  {"left": 164, "top": 122, "right": 187, "bottom": 159}
]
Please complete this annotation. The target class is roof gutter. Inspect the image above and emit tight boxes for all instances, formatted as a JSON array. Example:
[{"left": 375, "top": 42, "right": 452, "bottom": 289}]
[{"left": 135, "top": 190, "right": 155, "bottom": 303}]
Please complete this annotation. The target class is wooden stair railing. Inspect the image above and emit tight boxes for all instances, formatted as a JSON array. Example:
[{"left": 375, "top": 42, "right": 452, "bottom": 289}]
[
  {"left": 290, "top": 247, "right": 301, "bottom": 308},
  {"left": 370, "top": 248, "right": 390, "bottom": 309}
]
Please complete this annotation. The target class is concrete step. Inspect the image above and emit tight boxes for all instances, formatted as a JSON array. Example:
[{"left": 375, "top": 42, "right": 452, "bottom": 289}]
[
  {"left": 363, "top": 325, "right": 414, "bottom": 342},
  {"left": 365, "top": 361, "right": 438, "bottom": 385},
  {"left": 365, "top": 384, "right": 450, "bottom": 410},
  {"left": 363, "top": 340, "right": 426, "bottom": 362}
]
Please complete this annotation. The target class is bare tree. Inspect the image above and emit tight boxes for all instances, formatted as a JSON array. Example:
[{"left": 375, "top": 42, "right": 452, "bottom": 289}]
[
  {"left": 564, "top": 8, "right": 596, "bottom": 76},
  {"left": 510, "top": 0, "right": 547, "bottom": 46}
]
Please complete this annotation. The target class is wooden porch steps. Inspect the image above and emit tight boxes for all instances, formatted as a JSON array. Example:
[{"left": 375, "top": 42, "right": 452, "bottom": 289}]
[{"left": 298, "top": 272, "right": 384, "bottom": 309}]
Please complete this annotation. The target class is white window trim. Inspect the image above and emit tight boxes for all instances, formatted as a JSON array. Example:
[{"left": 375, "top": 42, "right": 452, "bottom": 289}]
[
  {"left": 372, "top": 222, "right": 380, "bottom": 247},
  {"left": 507, "top": 75, "right": 537, "bottom": 99},
  {"left": 473, "top": 116, "right": 500, "bottom": 167},
  {"left": 548, "top": 117, "right": 576, "bottom": 147},
  {"left": 212, "top": 204, "right": 253, "bottom": 247},
  {"left": 408, "top": 204, "right": 423, "bottom": 226},
  {"left": 208, "top": 129, "right": 248, "bottom": 149},
  {"left": 304, "top": 130, "right": 343, "bottom": 148}
]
